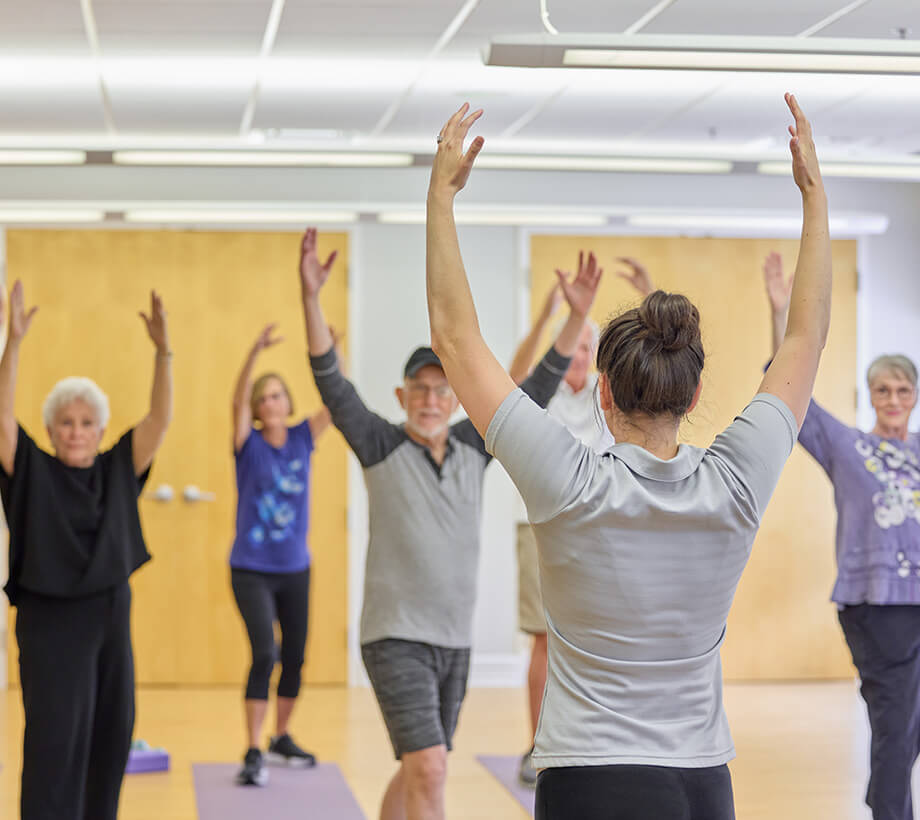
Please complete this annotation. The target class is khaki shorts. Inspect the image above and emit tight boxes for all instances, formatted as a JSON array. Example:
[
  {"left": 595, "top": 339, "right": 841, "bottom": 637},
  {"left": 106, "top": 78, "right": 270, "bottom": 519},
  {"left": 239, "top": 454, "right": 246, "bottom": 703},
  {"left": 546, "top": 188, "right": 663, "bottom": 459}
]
[{"left": 516, "top": 523, "right": 546, "bottom": 635}]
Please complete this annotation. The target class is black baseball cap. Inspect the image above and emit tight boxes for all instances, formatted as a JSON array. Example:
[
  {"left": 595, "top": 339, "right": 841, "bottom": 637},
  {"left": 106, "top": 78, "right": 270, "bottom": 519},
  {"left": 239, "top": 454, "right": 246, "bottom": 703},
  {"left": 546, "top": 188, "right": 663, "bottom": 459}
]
[{"left": 403, "top": 346, "right": 444, "bottom": 378}]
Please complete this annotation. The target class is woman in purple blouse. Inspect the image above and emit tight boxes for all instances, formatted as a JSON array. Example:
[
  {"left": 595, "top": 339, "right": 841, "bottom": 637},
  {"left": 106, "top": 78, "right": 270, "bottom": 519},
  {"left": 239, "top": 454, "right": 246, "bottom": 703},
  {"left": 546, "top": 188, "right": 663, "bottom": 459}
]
[{"left": 765, "top": 252, "right": 920, "bottom": 820}]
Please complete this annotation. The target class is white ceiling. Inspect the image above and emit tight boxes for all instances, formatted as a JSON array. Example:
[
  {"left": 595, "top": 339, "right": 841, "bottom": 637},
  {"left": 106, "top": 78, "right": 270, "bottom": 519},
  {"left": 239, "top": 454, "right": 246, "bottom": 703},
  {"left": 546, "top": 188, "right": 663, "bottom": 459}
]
[{"left": 0, "top": 0, "right": 919, "bottom": 159}]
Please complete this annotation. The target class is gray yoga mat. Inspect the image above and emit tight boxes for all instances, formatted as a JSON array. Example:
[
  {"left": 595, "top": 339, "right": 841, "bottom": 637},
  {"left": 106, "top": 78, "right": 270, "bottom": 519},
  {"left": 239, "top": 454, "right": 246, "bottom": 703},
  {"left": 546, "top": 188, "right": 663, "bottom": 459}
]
[
  {"left": 193, "top": 762, "right": 366, "bottom": 819},
  {"left": 476, "top": 755, "right": 535, "bottom": 816}
]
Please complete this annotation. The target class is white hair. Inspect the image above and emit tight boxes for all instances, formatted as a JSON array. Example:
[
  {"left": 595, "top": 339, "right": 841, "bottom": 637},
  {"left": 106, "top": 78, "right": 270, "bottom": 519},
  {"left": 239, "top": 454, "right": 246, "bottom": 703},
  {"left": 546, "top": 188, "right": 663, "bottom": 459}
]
[
  {"left": 42, "top": 377, "right": 110, "bottom": 429},
  {"left": 867, "top": 354, "right": 918, "bottom": 389}
]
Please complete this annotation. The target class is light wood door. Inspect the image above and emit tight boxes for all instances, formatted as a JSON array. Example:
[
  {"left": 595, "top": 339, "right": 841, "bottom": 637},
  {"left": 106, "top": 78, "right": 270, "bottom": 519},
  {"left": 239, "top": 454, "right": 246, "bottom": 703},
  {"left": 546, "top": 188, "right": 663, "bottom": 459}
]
[
  {"left": 6, "top": 229, "right": 349, "bottom": 686},
  {"left": 530, "top": 234, "right": 858, "bottom": 680}
]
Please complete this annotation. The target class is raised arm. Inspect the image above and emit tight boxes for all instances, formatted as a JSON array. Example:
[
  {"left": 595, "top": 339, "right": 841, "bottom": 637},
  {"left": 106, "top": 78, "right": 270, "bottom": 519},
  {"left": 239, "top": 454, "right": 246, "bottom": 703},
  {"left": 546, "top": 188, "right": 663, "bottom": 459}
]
[
  {"left": 0, "top": 281, "right": 38, "bottom": 475},
  {"left": 762, "top": 251, "right": 795, "bottom": 358},
  {"left": 232, "top": 323, "right": 282, "bottom": 451},
  {"left": 299, "top": 227, "right": 337, "bottom": 359},
  {"left": 508, "top": 283, "right": 561, "bottom": 383},
  {"left": 306, "top": 326, "right": 345, "bottom": 440},
  {"left": 132, "top": 291, "right": 173, "bottom": 475},
  {"left": 427, "top": 104, "right": 601, "bottom": 438},
  {"left": 616, "top": 257, "right": 656, "bottom": 298},
  {"left": 758, "top": 94, "right": 831, "bottom": 429}
]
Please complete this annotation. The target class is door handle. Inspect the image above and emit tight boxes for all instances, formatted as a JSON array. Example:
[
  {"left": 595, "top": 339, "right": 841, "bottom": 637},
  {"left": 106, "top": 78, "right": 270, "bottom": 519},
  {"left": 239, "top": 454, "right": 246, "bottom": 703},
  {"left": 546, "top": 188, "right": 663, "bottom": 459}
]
[
  {"left": 183, "top": 485, "right": 216, "bottom": 503},
  {"left": 145, "top": 484, "right": 175, "bottom": 503}
]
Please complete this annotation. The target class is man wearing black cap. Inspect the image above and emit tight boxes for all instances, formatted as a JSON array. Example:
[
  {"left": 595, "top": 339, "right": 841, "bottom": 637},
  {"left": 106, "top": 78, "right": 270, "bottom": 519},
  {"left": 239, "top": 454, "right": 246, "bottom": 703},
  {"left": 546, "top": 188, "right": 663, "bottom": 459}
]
[{"left": 297, "top": 228, "right": 601, "bottom": 820}]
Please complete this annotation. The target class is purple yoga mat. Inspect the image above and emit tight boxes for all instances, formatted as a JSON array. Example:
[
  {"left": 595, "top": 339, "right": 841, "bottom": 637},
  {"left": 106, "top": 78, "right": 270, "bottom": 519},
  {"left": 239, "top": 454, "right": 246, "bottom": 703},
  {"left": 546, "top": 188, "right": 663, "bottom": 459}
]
[
  {"left": 193, "top": 763, "right": 366, "bottom": 820},
  {"left": 476, "top": 755, "right": 535, "bottom": 816},
  {"left": 126, "top": 748, "right": 170, "bottom": 774}
]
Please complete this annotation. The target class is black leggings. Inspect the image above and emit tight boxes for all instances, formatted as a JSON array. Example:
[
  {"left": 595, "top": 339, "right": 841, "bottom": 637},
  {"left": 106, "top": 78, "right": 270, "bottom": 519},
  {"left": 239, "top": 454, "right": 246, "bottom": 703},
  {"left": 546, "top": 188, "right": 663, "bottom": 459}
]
[
  {"left": 536, "top": 764, "right": 735, "bottom": 820},
  {"left": 231, "top": 567, "right": 310, "bottom": 700},
  {"left": 16, "top": 583, "right": 135, "bottom": 820}
]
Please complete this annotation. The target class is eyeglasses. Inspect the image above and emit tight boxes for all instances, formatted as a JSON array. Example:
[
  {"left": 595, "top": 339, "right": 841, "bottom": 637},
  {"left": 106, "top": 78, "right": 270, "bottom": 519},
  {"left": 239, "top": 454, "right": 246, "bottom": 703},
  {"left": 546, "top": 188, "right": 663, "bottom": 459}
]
[
  {"left": 407, "top": 383, "right": 453, "bottom": 399},
  {"left": 872, "top": 386, "right": 916, "bottom": 401}
]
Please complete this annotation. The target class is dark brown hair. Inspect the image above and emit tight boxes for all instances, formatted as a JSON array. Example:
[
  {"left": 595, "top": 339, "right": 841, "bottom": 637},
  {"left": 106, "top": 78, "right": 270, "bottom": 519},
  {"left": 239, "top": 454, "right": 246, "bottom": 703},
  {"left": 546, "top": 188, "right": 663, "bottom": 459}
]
[
  {"left": 596, "top": 290, "right": 704, "bottom": 419},
  {"left": 250, "top": 372, "right": 295, "bottom": 423}
]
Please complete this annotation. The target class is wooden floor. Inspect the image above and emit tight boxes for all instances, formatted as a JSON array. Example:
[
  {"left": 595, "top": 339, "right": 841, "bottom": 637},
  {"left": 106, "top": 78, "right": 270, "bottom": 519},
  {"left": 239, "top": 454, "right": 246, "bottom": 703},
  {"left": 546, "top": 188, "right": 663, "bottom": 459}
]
[{"left": 1, "top": 681, "right": 883, "bottom": 819}]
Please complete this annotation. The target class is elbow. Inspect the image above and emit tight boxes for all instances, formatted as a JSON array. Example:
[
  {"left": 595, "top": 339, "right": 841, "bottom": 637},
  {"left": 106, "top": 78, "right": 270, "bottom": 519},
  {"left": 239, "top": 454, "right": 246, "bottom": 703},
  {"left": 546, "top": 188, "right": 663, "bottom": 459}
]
[{"left": 430, "top": 328, "right": 466, "bottom": 368}]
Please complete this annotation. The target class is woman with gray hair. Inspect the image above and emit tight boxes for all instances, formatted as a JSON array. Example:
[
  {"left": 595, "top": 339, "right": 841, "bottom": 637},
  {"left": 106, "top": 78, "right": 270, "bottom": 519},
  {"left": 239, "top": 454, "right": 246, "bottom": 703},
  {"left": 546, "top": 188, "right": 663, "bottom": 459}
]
[
  {"left": 765, "top": 252, "right": 919, "bottom": 820},
  {"left": 0, "top": 280, "right": 172, "bottom": 820}
]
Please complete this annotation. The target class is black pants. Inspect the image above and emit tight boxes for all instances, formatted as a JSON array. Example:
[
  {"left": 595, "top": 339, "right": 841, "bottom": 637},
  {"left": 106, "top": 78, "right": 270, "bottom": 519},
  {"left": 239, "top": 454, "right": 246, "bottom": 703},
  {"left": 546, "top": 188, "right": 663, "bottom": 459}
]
[
  {"left": 16, "top": 583, "right": 135, "bottom": 820},
  {"left": 231, "top": 567, "right": 310, "bottom": 700},
  {"left": 535, "top": 764, "right": 735, "bottom": 820},
  {"left": 839, "top": 604, "right": 920, "bottom": 820}
]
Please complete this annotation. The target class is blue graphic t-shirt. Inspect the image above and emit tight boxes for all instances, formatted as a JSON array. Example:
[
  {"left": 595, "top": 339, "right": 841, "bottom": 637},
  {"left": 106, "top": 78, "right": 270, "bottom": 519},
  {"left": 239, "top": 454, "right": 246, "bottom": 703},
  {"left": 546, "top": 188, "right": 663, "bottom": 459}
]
[
  {"left": 798, "top": 399, "right": 920, "bottom": 605},
  {"left": 230, "top": 420, "right": 314, "bottom": 574}
]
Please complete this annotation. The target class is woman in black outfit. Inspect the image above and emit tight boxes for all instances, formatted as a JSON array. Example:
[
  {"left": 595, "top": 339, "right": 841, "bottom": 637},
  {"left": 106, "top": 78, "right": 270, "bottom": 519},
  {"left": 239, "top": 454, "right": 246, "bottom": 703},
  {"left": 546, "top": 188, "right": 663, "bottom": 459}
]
[{"left": 0, "top": 281, "right": 172, "bottom": 820}]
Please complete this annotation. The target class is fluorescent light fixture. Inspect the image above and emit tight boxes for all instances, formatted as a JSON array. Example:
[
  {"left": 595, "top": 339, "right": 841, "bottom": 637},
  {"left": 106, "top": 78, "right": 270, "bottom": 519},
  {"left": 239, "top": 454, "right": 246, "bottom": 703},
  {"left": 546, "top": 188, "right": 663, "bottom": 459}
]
[
  {"left": 114, "top": 151, "right": 413, "bottom": 167},
  {"left": 0, "top": 209, "right": 104, "bottom": 223},
  {"left": 0, "top": 150, "right": 86, "bottom": 165},
  {"left": 380, "top": 211, "right": 607, "bottom": 227},
  {"left": 124, "top": 209, "right": 358, "bottom": 224},
  {"left": 473, "top": 155, "right": 732, "bottom": 173},
  {"left": 627, "top": 212, "right": 888, "bottom": 235},
  {"left": 759, "top": 161, "right": 920, "bottom": 180},
  {"left": 486, "top": 34, "right": 920, "bottom": 74}
]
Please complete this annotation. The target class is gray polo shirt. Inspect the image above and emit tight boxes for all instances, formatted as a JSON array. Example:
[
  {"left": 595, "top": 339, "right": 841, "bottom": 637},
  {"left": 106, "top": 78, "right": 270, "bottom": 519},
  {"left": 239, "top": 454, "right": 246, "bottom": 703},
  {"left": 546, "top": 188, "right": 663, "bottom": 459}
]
[
  {"left": 486, "top": 390, "right": 797, "bottom": 768},
  {"left": 310, "top": 346, "right": 570, "bottom": 649}
]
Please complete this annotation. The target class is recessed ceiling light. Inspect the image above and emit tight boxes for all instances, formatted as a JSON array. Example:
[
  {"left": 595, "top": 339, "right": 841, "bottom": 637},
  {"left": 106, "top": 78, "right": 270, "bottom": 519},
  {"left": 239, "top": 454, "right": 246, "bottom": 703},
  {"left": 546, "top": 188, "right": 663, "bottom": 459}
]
[
  {"left": 124, "top": 209, "right": 358, "bottom": 224},
  {"left": 113, "top": 151, "right": 413, "bottom": 167}
]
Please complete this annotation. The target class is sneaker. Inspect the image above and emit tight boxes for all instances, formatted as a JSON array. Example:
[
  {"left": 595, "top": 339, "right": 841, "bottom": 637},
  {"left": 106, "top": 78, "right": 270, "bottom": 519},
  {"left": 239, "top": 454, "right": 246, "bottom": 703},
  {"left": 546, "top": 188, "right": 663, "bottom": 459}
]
[
  {"left": 236, "top": 748, "right": 269, "bottom": 786},
  {"left": 518, "top": 745, "right": 537, "bottom": 788},
  {"left": 267, "top": 733, "right": 317, "bottom": 768}
]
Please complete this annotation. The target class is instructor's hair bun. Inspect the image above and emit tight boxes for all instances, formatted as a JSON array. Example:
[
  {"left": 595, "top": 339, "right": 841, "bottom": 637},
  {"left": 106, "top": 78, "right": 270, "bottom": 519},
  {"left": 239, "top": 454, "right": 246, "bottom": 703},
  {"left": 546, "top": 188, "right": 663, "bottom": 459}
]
[
  {"left": 637, "top": 291, "right": 701, "bottom": 353},
  {"left": 596, "top": 290, "right": 705, "bottom": 419}
]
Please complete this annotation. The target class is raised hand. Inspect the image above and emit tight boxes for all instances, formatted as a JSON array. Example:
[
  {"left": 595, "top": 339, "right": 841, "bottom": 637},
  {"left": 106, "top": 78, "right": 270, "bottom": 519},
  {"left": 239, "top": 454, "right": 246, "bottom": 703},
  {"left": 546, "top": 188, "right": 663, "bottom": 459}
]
[
  {"left": 763, "top": 252, "right": 794, "bottom": 315},
  {"left": 7, "top": 280, "right": 38, "bottom": 344},
  {"left": 252, "top": 323, "right": 283, "bottom": 354},
  {"left": 555, "top": 251, "right": 603, "bottom": 318},
  {"left": 299, "top": 227, "right": 338, "bottom": 298},
  {"left": 616, "top": 257, "right": 655, "bottom": 297},
  {"left": 785, "top": 93, "right": 822, "bottom": 195},
  {"left": 429, "top": 103, "right": 484, "bottom": 199},
  {"left": 139, "top": 290, "right": 170, "bottom": 353}
]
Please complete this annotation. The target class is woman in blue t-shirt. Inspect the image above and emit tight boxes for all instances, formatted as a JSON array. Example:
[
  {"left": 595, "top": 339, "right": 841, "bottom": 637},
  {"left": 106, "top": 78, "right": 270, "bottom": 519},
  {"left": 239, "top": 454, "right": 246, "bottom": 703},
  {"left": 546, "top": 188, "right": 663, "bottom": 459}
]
[{"left": 229, "top": 322, "right": 335, "bottom": 786}]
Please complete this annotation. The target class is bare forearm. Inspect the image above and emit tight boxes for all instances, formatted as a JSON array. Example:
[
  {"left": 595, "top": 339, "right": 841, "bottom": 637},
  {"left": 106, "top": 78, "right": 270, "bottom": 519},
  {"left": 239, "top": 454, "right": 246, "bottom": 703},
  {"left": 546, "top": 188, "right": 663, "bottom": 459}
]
[
  {"left": 771, "top": 308, "right": 788, "bottom": 358},
  {"left": 509, "top": 316, "right": 552, "bottom": 384},
  {"left": 785, "top": 190, "right": 831, "bottom": 348},
  {"left": 232, "top": 349, "right": 259, "bottom": 411},
  {"left": 426, "top": 191, "right": 483, "bottom": 358},
  {"left": 302, "top": 295, "right": 334, "bottom": 357},
  {"left": 553, "top": 309, "right": 586, "bottom": 358},
  {"left": 0, "top": 340, "right": 20, "bottom": 426},
  {"left": 149, "top": 352, "right": 173, "bottom": 426}
]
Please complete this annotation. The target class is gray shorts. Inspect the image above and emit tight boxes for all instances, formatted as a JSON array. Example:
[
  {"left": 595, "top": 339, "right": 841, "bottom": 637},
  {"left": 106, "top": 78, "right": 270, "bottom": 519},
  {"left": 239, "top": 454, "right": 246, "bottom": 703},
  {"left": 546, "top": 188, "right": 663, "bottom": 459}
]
[{"left": 361, "top": 638, "right": 470, "bottom": 760}]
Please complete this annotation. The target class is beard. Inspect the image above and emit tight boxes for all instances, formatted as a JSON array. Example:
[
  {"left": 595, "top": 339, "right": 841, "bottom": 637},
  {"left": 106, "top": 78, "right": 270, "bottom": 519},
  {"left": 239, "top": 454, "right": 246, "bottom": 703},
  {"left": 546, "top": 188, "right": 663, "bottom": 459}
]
[{"left": 405, "top": 418, "right": 450, "bottom": 440}]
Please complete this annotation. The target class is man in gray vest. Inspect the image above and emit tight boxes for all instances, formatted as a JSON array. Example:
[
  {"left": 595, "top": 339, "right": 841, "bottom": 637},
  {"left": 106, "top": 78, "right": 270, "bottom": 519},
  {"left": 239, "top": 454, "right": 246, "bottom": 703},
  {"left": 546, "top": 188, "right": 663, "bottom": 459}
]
[{"left": 297, "top": 228, "right": 603, "bottom": 820}]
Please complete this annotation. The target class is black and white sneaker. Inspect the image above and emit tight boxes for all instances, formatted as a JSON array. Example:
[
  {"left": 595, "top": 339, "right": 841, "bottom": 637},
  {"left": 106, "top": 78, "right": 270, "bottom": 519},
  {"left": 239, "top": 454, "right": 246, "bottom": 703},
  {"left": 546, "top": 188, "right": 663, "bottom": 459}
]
[
  {"left": 236, "top": 747, "right": 269, "bottom": 786},
  {"left": 266, "top": 733, "right": 317, "bottom": 768}
]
